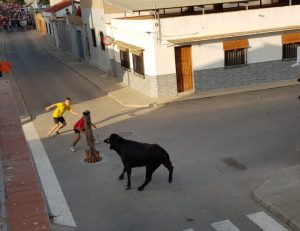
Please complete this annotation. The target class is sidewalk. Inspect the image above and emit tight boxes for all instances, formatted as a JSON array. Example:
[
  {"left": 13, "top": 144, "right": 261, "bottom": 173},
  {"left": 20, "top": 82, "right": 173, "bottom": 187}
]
[{"left": 253, "top": 165, "right": 300, "bottom": 231}]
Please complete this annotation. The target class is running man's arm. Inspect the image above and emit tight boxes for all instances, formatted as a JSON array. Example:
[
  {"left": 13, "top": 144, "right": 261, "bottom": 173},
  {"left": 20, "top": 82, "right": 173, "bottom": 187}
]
[
  {"left": 45, "top": 104, "right": 57, "bottom": 111},
  {"left": 70, "top": 109, "right": 79, "bottom": 115}
]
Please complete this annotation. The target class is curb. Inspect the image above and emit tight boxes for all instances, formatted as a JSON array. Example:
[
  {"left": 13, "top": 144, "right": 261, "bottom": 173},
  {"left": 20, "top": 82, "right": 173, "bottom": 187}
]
[
  {"left": 107, "top": 92, "right": 152, "bottom": 108},
  {"left": 252, "top": 165, "right": 300, "bottom": 231},
  {"left": 252, "top": 192, "right": 300, "bottom": 231}
]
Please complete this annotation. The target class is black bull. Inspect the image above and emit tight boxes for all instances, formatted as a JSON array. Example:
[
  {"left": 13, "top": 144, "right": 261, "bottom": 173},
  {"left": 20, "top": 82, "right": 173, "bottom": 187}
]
[{"left": 104, "top": 134, "right": 174, "bottom": 191}]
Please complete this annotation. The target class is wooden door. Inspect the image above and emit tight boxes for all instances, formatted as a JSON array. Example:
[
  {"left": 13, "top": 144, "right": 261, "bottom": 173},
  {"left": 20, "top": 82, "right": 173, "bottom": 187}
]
[{"left": 175, "top": 46, "right": 193, "bottom": 93}]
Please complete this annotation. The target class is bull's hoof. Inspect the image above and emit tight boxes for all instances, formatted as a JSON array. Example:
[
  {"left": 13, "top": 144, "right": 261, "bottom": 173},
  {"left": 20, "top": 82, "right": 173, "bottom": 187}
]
[
  {"left": 126, "top": 186, "right": 131, "bottom": 190},
  {"left": 119, "top": 175, "right": 124, "bottom": 180},
  {"left": 138, "top": 186, "right": 144, "bottom": 191}
]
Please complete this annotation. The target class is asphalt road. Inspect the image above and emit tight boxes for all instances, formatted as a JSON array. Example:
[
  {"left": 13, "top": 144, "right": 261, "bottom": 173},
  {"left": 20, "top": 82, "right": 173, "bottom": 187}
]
[{"left": 4, "top": 30, "right": 299, "bottom": 231}]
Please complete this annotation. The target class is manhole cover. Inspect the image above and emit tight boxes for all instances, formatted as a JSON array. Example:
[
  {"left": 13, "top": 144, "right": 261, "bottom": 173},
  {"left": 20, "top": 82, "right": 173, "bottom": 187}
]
[{"left": 222, "top": 157, "right": 247, "bottom": 171}]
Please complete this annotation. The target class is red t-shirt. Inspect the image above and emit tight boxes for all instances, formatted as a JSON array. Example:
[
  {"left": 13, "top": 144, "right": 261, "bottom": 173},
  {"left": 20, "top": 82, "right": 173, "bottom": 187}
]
[{"left": 74, "top": 118, "right": 85, "bottom": 130}]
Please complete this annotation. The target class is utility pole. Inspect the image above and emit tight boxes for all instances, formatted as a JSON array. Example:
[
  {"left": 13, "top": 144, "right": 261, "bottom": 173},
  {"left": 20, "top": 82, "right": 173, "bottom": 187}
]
[{"left": 83, "top": 110, "right": 102, "bottom": 163}]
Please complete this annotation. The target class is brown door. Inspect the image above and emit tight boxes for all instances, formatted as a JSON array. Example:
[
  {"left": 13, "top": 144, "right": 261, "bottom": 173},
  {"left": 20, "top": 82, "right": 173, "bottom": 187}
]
[{"left": 175, "top": 46, "right": 193, "bottom": 93}]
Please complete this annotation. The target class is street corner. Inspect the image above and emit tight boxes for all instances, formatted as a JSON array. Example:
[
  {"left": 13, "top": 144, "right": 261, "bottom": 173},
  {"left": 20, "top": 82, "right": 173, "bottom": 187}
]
[{"left": 252, "top": 165, "right": 300, "bottom": 230}]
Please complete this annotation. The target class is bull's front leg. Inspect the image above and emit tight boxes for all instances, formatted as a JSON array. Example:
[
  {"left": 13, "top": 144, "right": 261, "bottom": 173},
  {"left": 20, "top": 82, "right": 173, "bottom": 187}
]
[{"left": 126, "top": 167, "right": 131, "bottom": 190}]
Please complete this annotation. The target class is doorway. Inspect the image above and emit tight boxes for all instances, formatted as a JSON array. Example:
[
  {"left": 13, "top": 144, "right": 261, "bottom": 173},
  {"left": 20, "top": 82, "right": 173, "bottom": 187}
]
[{"left": 175, "top": 45, "right": 193, "bottom": 93}]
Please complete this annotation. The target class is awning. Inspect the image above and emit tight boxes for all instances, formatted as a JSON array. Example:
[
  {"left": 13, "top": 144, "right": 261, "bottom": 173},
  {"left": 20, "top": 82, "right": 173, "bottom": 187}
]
[
  {"left": 168, "top": 25, "right": 300, "bottom": 45},
  {"left": 223, "top": 39, "right": 249, "bottom": 51},
  {"left": 282, "top": 32, "right": 300, "bottom": 44},
  {"left": 113, "top": 40, "right": 144, "bottom": 56}
]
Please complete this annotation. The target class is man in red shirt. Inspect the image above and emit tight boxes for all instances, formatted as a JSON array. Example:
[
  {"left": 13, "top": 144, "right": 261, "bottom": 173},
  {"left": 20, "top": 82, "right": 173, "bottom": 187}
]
[{"left": 70, "top": 117, "right": 97, "bottom": 152}]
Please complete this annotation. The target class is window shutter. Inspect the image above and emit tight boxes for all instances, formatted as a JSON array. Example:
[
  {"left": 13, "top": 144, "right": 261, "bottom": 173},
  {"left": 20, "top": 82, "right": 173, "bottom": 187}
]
[
  {"left": 282, "top": 33, "right": 300, "bottom": 44},
  {"left": 223, "top": 39, "right": 249, "bottom": 51}
]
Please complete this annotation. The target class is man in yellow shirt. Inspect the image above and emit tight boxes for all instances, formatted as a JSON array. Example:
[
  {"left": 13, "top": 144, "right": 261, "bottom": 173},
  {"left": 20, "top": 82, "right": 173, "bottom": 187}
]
[{"left": 45, "top": 97, "right": 79, "bottom": 137}]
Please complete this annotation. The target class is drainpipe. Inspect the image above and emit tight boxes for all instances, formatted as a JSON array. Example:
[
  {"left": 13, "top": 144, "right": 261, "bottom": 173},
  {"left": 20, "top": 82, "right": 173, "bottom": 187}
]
[{"left": 153, "top": 7, "right": 161, "bottom": 43}]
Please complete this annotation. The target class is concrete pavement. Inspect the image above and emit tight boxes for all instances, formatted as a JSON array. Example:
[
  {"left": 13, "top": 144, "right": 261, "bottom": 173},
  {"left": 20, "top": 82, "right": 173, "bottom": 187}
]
[
  {"left": 1, "top": 30, "right": 299, "bottom": 230},
  {"left": 253, "top": 165, "right": 300, "bottom": 231},
  {"left": 36, "top": 32, "right": 300, "bottom": 231}
]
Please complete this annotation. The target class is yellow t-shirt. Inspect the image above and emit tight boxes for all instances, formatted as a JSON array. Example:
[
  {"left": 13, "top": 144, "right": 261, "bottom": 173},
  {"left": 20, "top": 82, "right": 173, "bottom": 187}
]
[{"left": 52, "top": 102, "right": 71, "bottom": 118}]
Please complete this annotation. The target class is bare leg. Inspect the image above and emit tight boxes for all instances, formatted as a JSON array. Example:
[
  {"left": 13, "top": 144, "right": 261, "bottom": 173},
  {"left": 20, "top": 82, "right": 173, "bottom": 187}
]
[
  {"left": 54, "top": 122, "right": 66, "bottom": 134},
  {"left": 72, "top": 133, "right": 81, "bottom": 148},
  {"left": 47, "top": 124, "right": 59, "bottom": 137}
]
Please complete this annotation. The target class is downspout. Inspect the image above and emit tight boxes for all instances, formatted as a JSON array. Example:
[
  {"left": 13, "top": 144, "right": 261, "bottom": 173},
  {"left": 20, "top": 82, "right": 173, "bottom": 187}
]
[{"left": 154, "top": 5, "right": 161, "bottom": 43}]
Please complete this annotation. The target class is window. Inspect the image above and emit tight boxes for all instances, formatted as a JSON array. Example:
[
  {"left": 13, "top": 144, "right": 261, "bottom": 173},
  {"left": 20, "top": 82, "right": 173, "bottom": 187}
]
[
  {"left": 133, "top": 53, "right": 145, "bottom": 77},
  {"left": 223, "top": 39, "right": 248, "bottom": 67},
  {"left": 120, "top": 49, "right": 130, "bottom": 70},
  {"left": 91, "top": 28, "right": 97, "bottom": 47},
  {"left": 99, "top": 31, "right": 105, "bottom": 51},
  {"left": 282, "top": 33, "right": 300, "bottom": 60},
  {"left": 282, "top": 43, "right": 299, "bottom": 60},
  {"left": 225, "top": 49, "right": 247, "bottom": 67}
]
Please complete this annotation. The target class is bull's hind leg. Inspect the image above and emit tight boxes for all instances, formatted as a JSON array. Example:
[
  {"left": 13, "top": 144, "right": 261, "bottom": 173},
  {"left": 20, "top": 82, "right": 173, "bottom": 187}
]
[
  {"left": 138, "top": 164, "right": 160, "bottom": 191},
  {"left": 126, "top": 167, "right": 132, "bottom": 190},
  {"left": 163, "top": 160, "right": 174, "bottom": 182},
  {"left": 119, "top": 167, "right": 126, "bottom": 180}
]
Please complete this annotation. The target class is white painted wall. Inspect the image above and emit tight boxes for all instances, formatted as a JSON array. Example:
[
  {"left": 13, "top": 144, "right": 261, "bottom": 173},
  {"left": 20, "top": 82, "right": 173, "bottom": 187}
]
[
  {"left": 192, "top": 42, "right": 224, "bottom": 70},
  {"left": 160, "top": 5, "right": 300, "bottom": 42},
  {"left": 111, "top": 5, "right": 300, "bottom": 75},
  {"left": 81, "top": 7, "right": 110, "bottom": 71},
  {"left": 247, "top": 35, "right": 282, "bottom": 64},
  {"left": 110, "top": 19, "right": 157, "bottom": 76}
]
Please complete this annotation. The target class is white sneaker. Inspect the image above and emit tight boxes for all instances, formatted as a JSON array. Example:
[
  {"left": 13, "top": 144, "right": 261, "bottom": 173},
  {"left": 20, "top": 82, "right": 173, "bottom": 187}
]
[{"left": 70, "top": 146, "right": 76, "bottom": 152}]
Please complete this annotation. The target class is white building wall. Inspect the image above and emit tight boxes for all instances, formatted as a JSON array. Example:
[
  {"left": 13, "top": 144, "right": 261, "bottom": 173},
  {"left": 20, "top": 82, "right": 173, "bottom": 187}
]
[
  {"left": 111, "top": 5, "right": 300, "bottom": 76},
  {"left": 111, "top": 19, "right": 157, "bottom": 76},
  {"left": 192, "top": 34, "right": 283, "bottom": 71},
  {"left": 81, "top": 7, "right": 110, "bottom": 72},
  {"left": 192, "top": 42, "right": 224, "bottom": 70},
  {"left": 160, "top": 6, "right": 300, "bottom": 42},
  {"left": 247, "top": 35, "right": 282, "bottom": 64}
]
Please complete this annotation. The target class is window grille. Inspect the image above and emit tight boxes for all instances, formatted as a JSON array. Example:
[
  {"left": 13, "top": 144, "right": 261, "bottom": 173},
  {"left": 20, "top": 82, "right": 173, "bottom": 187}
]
[{"left": 225, "top": 49, "right": 247, "bottom": 67}]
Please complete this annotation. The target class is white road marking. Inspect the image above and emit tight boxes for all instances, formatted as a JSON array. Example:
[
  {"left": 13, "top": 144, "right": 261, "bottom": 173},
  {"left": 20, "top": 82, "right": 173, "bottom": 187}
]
[
  {"left": 247, "top": 211, "right": 288, "bottom": 231},
  {"left": 183, "top": 229, "right": 195, "bottom": 231},
  {"left": 22, "top": 122, "right": 76, "bottom": 227},
  {"left": 211, "top": 219, "right": 240, "bottom": 231}
]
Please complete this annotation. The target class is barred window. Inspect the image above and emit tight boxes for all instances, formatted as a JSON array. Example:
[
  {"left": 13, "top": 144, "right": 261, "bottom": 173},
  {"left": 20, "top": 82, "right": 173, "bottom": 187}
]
[
  {"left": 120, "top": 49, "right": 130, "bottom": 70},
  {"left": 282, "top": 43, "right": 299, "bottom": 60},
  {"left": 133, "top": 53, "right": 145, "bottom": 77},
  {"left": 225, "top": 49, "right": 247, "bottom": 67}
]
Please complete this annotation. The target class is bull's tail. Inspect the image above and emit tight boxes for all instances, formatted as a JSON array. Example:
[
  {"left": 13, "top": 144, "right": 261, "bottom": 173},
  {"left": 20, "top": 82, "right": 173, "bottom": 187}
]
[{"left": 161, "top": 149, "right": 174, "bottom": 183}]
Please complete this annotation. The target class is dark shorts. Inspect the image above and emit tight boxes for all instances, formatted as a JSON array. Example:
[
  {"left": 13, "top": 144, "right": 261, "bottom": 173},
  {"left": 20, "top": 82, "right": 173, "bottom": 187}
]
[
  {"left": 53, "top": 117, "right": 65, "bottom": 124},
  {"left": 74, "top": 128, "right": 85, "bottom": 133}
]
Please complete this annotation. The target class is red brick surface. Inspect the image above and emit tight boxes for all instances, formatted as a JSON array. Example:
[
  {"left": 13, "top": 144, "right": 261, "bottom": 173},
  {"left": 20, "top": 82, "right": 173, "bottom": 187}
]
[{"left": 0, "top": 80, "right": 51, "bottom": 231}]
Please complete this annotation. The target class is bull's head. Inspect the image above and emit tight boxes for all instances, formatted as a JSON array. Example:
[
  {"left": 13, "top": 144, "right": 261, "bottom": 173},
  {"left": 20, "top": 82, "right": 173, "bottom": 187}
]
[{"left": 104, "top": 134, "right": 122, "bottom": 151}]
